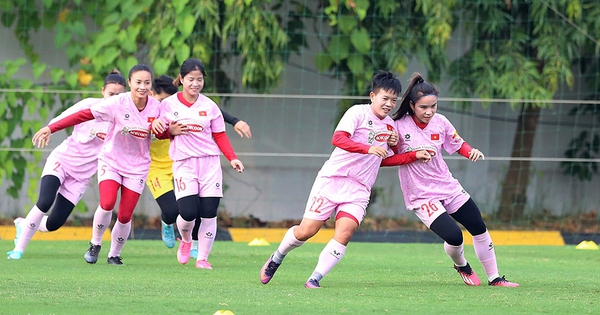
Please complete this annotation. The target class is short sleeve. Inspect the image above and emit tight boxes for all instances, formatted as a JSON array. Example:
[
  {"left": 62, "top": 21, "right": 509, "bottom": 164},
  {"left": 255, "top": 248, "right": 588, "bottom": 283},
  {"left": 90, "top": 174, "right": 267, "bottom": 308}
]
[
  {"left": 90, "top": 95, "right": 119, "bottom": 123},
  {"left": 441, "top": 116, "right": 464, "bottom": 155},
  {"left": 335, "top": 106, "right": 361, "bottom": 136}
]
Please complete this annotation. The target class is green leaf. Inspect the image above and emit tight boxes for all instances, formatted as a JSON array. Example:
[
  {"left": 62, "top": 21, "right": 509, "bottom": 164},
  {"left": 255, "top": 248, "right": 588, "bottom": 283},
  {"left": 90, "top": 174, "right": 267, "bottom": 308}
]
[
  {"left": 153, "top": 58, "right": 171, "bottom": 76},
  {"left": 51, "top": 67, "right": 65, "bottom": 84},
  {"left": 118, "top": 56, "right": 139, "bottom": 75},
  {"left": 173, "top": 0, "right": 190, "bottom": 15},
  {"left": 31, "top": 62, "right": 46, "bottom": 80},
  {"left": 243, "top": 0, "right": 252, "bottom": 6},
  {"left": 350, "top": 27, "right": 371, "bottom": 54},
  {"left": 337, "top": 15, "right": 357, "bottom": 34},
  {"left": 176, "top": 44, "right": 191, "bottom": 65},
  {"left": 346, "top": 54, "right": 364, "bottom": 75},
  {"left": 160, "top": 26, "right": 177, "bottom": 48},
  {"left": 5, "top": 58, "right": 26, "bottom": 78},
  {"left": 224, "top": 0, "right": 235, "bottom": 8},
  {"left": 65, "top": 71, "right": 79, "bottom": 88},
  {"left": 177, "top": 13, "right": 196, "bottom": 38},
  {"left": 42, "top": 0, "right": 53, "bottom": 8},
  {"left": 1, "top": 11, "right": 16, "bottom": 27},
  {"left": 327, "top": 35, "right": 350, "bottom": 63},
  {"left": 315, "top": 52, "right": 333, "bottom": 72}
]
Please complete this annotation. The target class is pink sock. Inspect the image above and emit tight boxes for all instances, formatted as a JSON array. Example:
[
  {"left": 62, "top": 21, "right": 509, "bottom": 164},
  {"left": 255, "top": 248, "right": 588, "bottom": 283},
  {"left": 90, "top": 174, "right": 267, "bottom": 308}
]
[
  {"left": 312, "top": 239, "right": 346, "bottom": 279},
  {"left": 90, "top": 206, "right": 113, "bottom": 245},
  {"left": 473, "top": 230, "right": 500, "bottom": 281},
  {"left": 14, "top": 206, "right": 45, "bottom": 252},
  {"left": 176, "top": 215, "right": 194, "bottom": 243},
  {"left": 38, "top": 216, "right": 49, "bottom": 232},
  {"left": 444, "top": 242, "right": 467, "bottom": 266},
  {"left": 108, "top": 221, "right": 131, "bottom": 257},
  {"left": 197, "top": 217, "right": 216, "bottom": 261},
  {"left": 276, "top": 226, "right": 305, "bottom": 256}
]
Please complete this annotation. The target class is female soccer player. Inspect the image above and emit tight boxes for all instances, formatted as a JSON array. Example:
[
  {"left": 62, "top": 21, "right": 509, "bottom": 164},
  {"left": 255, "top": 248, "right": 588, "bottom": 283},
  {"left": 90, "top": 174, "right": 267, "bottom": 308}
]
[
  {"left": 148, "top": 74, "right": 252, "bottom": 251},
  {"left": 7, "top": 70, "right": 126, "bottom": 260},
  {"left": 152, "top": 58, "right": 244, "bottom": 269},
  {"left": 259, "top": 71, "right": 401, "bottom": 288},
  {"left": 32, "top": 64, "right": 163, "bottom": 265},
  {"left": 381, "top": 72, "right": 519, "bottom": 287}
]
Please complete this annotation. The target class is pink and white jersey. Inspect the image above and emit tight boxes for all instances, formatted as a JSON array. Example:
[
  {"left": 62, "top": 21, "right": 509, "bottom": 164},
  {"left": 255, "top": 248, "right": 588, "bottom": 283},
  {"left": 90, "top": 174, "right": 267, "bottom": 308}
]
[
  {"left": 158, "top": 93, "right": 226, "bottom": 161},
  {"left": 47, "top": 98, "right": 108, "bottom": 182},
  {"left": 317, "top": 104, "right": 395, "bottom": 189},
  {"left": 90, "top": 92, "right": 161, "bottom": 178},
  {"left": 394, "top": 113, "right": 466, "bottom": 210}
]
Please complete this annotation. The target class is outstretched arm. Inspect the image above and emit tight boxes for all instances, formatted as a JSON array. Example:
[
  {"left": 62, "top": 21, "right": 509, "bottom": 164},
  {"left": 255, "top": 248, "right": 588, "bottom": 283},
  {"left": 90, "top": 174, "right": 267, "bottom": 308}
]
[
  {"left": 221, "top": 109, "right": 252, "bottom": 138},
  {"left": 32, "top": 109, "right": 95, "bottom": 148}
]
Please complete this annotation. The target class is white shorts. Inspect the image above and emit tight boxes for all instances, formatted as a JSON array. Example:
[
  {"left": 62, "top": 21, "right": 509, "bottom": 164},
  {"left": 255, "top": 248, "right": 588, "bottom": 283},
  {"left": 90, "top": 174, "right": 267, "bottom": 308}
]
[
  {"left": 412, "top": 190, "right": 470, "bottom": 228},
  {"left": 302, "top": 177, "right": 369, "bottom": 225},
  {"left": 172, "top": 156, "right": 223, "bottom": 199},
  {"left": 98, "top": 161, "right": 146, "bottom": 194},
  {"left": 41, "top": 155, "right": 89, "bottom": 205}
]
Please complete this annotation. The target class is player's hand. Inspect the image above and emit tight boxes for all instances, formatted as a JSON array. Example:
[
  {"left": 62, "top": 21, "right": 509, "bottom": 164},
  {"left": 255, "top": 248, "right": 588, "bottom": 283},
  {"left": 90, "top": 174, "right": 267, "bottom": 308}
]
[
  {"left": 416, "top": 150, "right": 432, "bottom": 163},
  {"left": 468, "top": 148, "right": 485, "bottom": 162},
  {"left": 230, "top": 159, "right": 244, "bottom": 173},
  {"left": 151, "top": 119, "right": 166, "bottom": 134},
  {"left": 32, "top": 126, "right": 51, "bottom": 148},
  {"left": 233, "top": 120, "right": 252, "bottom": 138},
  {"left": 368, "top": 146, "right": 388, "bottom": 159},
  {"left": 169, "top": 122, "right": 189, "bottom": 136},
  {"left": 387, "top": 129, "right": 399, "bottom": 147}
]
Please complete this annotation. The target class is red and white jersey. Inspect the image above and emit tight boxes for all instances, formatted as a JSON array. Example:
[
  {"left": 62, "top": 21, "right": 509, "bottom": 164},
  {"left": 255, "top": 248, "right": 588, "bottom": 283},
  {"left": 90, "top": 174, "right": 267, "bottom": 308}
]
[
  {"left": 48, "top": 98, "right": 108, "bottom": 182},
  {"left": 158, "top": 92, "right": 226, "bottom": 161},
  {"left": 318, "top": 104, "right": 395, "bottom": 189},
  {"left": 393, "top": 113, "right": 466, "bottom": 210},
  {"left": 90, "top": 92, "right": 161, "bottom": 177}
]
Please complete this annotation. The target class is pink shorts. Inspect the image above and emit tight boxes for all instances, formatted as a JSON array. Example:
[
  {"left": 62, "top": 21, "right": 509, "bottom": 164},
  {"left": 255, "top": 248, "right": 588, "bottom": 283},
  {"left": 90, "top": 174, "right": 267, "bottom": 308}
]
[
  {"left": 412, "top": 190, "right": 470, "bottom": 228},
  {"left": 172, "top": 156, "right": 223, "bottom": 199},
  {"left": 97, "top": 161, "right": 146, "bottom": 194},
  {"left": 41, "top": 155, "right": 89, "bottom": 205},
  {"left": 302, "top": 176, "right": 369, "bottom": 225}
]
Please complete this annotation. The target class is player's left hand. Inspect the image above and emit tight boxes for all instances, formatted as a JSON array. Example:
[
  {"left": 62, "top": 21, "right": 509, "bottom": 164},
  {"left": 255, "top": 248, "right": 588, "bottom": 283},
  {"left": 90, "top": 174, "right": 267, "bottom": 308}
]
[
  {"left": 387, "top": 129, "right": 399, "bottom": 147},
  {"left": 230, "top": 159, "right": 244, "bottom": 173},
  {"left": 32, "top": 126, "right": 51, "bottom": 148},
  {"left": 233, "top": 120, "right": 252, "bottom": 138},
  {"left": 151, "top": 119, "right": 166, "bottom": 134},
  {"left": 468, "top": 148, "right": 485, "bottom": 162}
]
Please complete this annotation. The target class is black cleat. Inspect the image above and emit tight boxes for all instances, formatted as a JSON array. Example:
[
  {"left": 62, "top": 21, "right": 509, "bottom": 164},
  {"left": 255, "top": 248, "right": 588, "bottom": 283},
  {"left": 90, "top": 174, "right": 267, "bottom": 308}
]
[{"left": 84, "top": 243, "right": 101, "bottom": 264}]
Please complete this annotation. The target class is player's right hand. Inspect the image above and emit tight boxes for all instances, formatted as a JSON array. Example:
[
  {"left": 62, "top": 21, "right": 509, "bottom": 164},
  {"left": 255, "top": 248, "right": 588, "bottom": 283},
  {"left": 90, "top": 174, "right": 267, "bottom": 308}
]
[
  {"left": 368, "top": 146, "right": 388, "bottom": 159},
  {"left": 32, "top": 126, "right": 51, "bottom": 148},
  {"left": 416, "top": 150, "right": 432, "bottom": 163},
  {"left": 151, "top": 119, "right": 166, "bottom": 134}
]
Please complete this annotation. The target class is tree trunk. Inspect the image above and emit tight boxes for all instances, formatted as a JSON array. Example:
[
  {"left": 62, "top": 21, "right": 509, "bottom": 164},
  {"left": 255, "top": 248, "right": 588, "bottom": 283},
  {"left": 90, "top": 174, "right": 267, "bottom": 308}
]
[{"left": 496, "top": 103, "right": 541, "bottom": 222}]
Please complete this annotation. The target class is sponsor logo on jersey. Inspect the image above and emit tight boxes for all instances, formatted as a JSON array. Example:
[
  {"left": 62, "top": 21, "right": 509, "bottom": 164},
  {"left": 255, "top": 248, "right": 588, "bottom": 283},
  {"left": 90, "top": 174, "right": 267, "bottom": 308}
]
[
  {"left": 405, "top": 145, "right": 437, "bottom": 156},
  {"left": 124, "top": 126, "right": 150, "bottom": 139},
  {"left": 374, "top": 131, "right": 392, "bottom": 142},
  {"left": 180, "top": 119, "right": 205, "bottom": 132},
  {"left": 96, "top": 132, "right": 107, "bottom": 141}
]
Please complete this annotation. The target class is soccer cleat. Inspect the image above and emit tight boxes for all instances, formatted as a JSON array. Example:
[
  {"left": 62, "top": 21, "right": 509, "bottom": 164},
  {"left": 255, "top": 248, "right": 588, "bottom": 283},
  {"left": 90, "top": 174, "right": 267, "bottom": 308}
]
[
  {"left": 489, "top": 275, "right": 520, "bottom": 287},
  {"left": 13, "top": 217, "right": 23, "bottom": 246},
  {"left": 260, "top": 254, "right": 281, "bottom": 284},
  {"left": 195, "top": 260, "right": 213, "bottom": 269},
  {"left": 161, "top": 221, "right": 175, "bottom": 248},
  {"left": 7, "top": 250, "right": 23, "bottom": 260},
  {"left": 107, "top": 256, "right": 124, "bottom": 265},
  {"left": 177, "top": 240, "right": 192, "bottom": 265},
  {"left": 454, "top": 263, "right": 481, "bottom": 286},
  {"left": 304, "top": 278, "right": 321, "bottom": 289},
  {"left": 84, "top": 243, "right": 101, "bottom": 264}
]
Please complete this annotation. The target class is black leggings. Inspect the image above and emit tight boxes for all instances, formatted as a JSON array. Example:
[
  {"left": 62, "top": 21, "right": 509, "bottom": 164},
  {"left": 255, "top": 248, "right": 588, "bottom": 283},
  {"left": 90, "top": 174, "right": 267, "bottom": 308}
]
[
  {"left": 156, "top": 190, "right": 179, "bottom": 225},
  {"left": 36, "top": 175, "right": 76, "bottom": 231},
  {"left": 176, "top": 196, "right": 220, "bottom": 241},
  {"left": 429, "top": 198, "right": 487, "bottom": 246}
]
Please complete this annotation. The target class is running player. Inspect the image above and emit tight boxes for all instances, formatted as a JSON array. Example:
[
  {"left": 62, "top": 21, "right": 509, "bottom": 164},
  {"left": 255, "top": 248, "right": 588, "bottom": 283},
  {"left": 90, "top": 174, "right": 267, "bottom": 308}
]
[
  {"left": 259, "top": 71, "right": 401, "bottom": 288},
  {"left": 32, "top": 64, "right": 162, "bottom": 265},
  {"left": 7, "top": 70, "right": 126, "bottom": 260},
  {"left": 152, "top": 58, "right": 244, "bottom": 269},
  {"left": 148, "top": 75, "right": 251, "bottom": 251},
  {"left": 381, "top": 72, "right": 519, "bottom": 287}
]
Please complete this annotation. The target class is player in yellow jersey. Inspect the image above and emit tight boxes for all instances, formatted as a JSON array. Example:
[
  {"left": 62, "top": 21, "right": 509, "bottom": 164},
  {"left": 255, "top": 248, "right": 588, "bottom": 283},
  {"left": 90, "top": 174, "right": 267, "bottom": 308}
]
[{"left": 149, "top": 75, "right": 252, "bottom": 252}]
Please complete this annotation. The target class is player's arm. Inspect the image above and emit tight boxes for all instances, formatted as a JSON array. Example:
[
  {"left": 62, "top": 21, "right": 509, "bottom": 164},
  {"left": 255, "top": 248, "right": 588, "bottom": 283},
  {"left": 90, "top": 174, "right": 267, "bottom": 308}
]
[
  {"left": 456, "top": 142, "right": 485, "bottom": 162},
  {"left": 33, "top": 109, "right": 95, "bottom": 148},
  {"left": 332, "top": 131, "right": 388, "bottom": 158},
  {"left": 213, "top": 131, "right": 244, "bottom": 172},
  {"left": 221, "top": 109, "right": 252, "bottom": 138}
]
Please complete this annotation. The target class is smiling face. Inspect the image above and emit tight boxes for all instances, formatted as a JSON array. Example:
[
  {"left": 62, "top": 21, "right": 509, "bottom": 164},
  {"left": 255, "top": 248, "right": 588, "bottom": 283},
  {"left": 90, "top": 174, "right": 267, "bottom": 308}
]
[
  {"left": 128, "top": 70, "right": 153, "bottom": 99},
  {"left": 181, "top": 69, "right": 204, "bottom": 99},
  {"left": 370, "top": 88, "right": 398, "bottom": 119},
  {"left": 410, "top": 95, "right": 438, "bottom": 124}
]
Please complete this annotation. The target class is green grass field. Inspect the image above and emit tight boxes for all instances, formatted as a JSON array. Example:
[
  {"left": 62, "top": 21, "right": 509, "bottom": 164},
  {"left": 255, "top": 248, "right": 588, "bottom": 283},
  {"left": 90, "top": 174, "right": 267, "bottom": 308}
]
[{"left": 1, "top": 240, "right": 598, "bottom": 314}]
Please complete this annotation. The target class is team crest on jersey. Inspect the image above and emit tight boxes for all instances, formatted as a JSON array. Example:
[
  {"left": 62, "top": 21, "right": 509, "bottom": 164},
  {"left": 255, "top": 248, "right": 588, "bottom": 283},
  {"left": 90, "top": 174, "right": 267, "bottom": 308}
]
[
  {"left": 122, "top": 126, "right": 150, "bottom": 139},
  {"left": 368, "top": 130, "right": 392, "bottom": 144}
]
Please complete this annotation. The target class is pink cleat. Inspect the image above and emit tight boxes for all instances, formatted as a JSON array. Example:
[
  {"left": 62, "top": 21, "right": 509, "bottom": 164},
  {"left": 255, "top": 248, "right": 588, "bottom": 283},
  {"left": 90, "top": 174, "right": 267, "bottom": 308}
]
[
  {"left": 304, "top": 278, "right": 321, "bottom": 289},
  {"left": 489, "top": 276, "right": 519, "bottom": 287},
  {"left": 259, "top": 254, "right": 281, "bottom": 284},
  {"left": 454, "top": 263, "right": 481, "bottom": 286},
  {"left": 177, "top": 240, "right": 192, "bottom": 265},
  {"left": 196, "top": 260, "right": 212, "bottom": 269}
]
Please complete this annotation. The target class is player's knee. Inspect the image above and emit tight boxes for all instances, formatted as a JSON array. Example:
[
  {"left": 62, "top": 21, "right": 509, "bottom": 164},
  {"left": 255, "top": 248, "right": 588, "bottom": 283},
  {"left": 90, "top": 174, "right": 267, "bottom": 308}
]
[
  {"left": 35, "top": 196, "right": 55, "bottom": 213},
  {"left": 294, "top": 226, "right": 318, "bottom": 241},
  {"left": 99, "top": 199, "right": 117, "bottom": 211},
  {"left": 445, "top": 232, "right": 463, "bottom": 246},
  {"left": 117, "top": 212, "right": 133, "bottom": 223}
]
